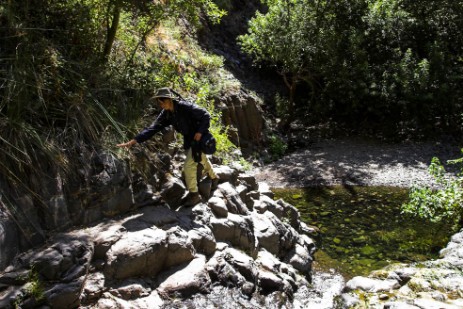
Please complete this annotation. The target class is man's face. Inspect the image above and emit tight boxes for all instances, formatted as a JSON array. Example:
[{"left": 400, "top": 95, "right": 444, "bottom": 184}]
[{"left": 158, "top": 98, "right": 171, "bottom": 110}]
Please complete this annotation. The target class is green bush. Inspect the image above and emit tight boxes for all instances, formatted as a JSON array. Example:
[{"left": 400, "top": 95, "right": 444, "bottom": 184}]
[
  {"left": 268, "top": 134, "right": 288, "bottom": 161},
  {"left": 402, "top": 155, "right": 463, "bottom": 229}
]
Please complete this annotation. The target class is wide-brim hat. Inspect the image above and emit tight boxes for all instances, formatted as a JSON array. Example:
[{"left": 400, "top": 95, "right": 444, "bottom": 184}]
[{"left": 152, "top": 87, "right": 177, "bottom": 99}]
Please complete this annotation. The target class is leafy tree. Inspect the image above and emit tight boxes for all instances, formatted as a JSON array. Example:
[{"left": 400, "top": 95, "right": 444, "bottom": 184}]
[
  {"left": 240, "top": 0, "right": 463, "bottom": 136},
  {"left": 100, "top": 0, "right": 225, "bottom": 62},
  {"left": 239, "top": 0, "right": 341, "bottom": 125}
]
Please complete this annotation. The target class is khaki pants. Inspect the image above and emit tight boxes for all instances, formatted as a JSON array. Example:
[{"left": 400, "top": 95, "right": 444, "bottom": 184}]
[{"left": 184, "top": 148, "right": 217, "bottom": 193}]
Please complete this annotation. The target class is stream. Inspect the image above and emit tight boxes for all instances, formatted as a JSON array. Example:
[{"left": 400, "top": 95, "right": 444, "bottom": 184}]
[{"left": 273, "top": 186, "right": 455, "bottom": 280}]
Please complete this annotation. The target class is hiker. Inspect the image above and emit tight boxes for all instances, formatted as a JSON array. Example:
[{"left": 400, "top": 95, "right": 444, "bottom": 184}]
[{"left": 117, "top": 87, "right": 219, "bottom": 206}]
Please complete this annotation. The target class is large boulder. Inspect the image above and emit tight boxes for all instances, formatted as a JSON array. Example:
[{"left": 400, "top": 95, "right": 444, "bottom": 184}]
[
  {"left": 104, "top": 228, "right": 168, "bottom": 279},
  {"left": 157, "top": 255, "right": 211, "bottom": 297}
]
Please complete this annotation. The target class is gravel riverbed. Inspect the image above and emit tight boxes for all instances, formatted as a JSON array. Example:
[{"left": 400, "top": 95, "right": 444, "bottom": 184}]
[{"left": 255, "top": 138, "right": 462, "bottom": 188}]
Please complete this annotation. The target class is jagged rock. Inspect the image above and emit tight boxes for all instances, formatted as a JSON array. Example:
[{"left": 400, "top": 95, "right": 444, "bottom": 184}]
[
  {"left": 209, "top": 213, "right": 255, "bottom": 252},
  {"left": 122, "top": 205, "right": 179, "bottom": 231},
  {"left": 205, "top": 249, "right": 248, "bottom": 288},
  {"left": 223, "top": 247, "right": 258, "bottom": 283},
  {"left": 0, "top": 286, "right": 23, "bottom": 309},
  {"left": 214, "top": 166, "right": 239, "bottom": 185},
  {"left": 0, "top": 269, "right": 29, "bottom": 287},
  {"left": 188, "top": 226, "right": 216, "bottom": 255},
  {"left": 253, "top": 211, "right": 298, "bottom": 258},
  {"left": 160, "top": 174, "right": 187, "bottom": 209},
  {"left": 157, "top": 255, "right": 211, "bottom": 297},
  {"left": 44, "top": 276, "right": 86, "bottom": 308},
  {"left": 252, "top": 212, "right": 280, "bottom": 255},
  {"left": 81, "top": 272, "right": 106, "bottom": 305},
  {"left": 258, "top": 270, "right": 291, "bottom": 295},
  {"left": 218, "top": 182, "right": 249, "bottom": 215},
  {"left": 235, "top": 184, "right": 251, "bottom": 207},
  {"left": 238, "top": 174, "right": 259, "bottom": 191},
  {"left": 0, "top": 164, "right": 320, "bottom": 308},
  {"left": 284, "top": 242, "right": 313, "bottom": 275},
  {"left": 132, "top": 291, "right": 164, "bottom": 308},
  {"left": 95, "top": 292, "right": 133, "bottom": 309},
  {"left": 276, "top": 199, "right": 301, "bottom": 229},
  {"left": 13, "top": 236, "right": 93, "bottom": 282},
  {"left": 299, "top": 221, "right": 320, "bottom": 238},
  {"left": 93, "top": 224, "right": 126, "bottom": 260},
  {"left": 219, "top": 92, "right": 264, "bottom": 149}
]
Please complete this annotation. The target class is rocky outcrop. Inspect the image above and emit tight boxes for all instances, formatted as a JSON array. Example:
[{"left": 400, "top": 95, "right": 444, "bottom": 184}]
[
  {"left": 0, "top": 163, "right": 317, "bottom": 308},
  {"left": 0, "top": 149, "right": 137, "bottom": 270},
  {"left": 217, "top": 91, "right": 264, "bottom": 150},
  {"left": 340, "top": 229, "right": 463, "bottom": 309}
]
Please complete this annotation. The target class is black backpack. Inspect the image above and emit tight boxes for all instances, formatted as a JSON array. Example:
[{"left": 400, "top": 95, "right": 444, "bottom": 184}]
[{"left": 200, "top": 132, "right": 217, "bottom": 154}]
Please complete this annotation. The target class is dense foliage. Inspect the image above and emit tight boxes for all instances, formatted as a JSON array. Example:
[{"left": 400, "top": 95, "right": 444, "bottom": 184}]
[
  {"left": 239, "top": 0, "right": 463, "bottom": 137},
  {"left": 0, "top": 0, "right": 229, "bottom": 201}
]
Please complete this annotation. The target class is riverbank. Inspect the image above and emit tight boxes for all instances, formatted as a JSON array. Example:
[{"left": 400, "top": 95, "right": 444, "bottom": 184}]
[{"left": 255, "top": 137, "right": 461, "bottom": 188}]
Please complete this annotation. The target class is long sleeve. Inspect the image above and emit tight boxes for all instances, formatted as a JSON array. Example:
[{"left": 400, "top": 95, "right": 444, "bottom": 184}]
[{"left": 134, "top": 110, "right": 172, "bottom": 143}]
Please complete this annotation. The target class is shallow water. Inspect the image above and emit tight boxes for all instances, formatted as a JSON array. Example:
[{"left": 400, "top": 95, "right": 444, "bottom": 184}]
[{"left": 273, "top": 186, "right": 455, "bottom": 279}]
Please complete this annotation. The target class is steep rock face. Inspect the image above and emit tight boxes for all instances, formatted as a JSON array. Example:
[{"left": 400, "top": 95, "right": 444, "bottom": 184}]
[
  {"left": 217, "top": 91, "right": 265, "bottom": 150},
  {"left": 0, "top": 148, "right": 150, "bottom": 270},
  {"left": 0, "top": 164, "right": 317, "bottom": 309}
]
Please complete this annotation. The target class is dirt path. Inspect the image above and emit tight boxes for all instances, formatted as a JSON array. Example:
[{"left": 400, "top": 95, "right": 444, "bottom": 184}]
[{"left": 254, "top": 138, "right": 462, "bottom": 188}]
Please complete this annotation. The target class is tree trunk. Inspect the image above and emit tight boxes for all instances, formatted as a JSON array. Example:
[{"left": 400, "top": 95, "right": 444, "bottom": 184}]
[
  {"left": 280, "top": 73, "right": 298, "bottom": 131},
  {"left": 102, "top": 0, "right": 121, "bottom": 62}
]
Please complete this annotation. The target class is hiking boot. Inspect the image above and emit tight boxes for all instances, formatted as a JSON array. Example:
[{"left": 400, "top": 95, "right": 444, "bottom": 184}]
[
  {"left": 211, "top": 176, "right": 220, "bottom": 191},
  {"left": 184, "top": 192, "right": 201, "bottom": 207}
]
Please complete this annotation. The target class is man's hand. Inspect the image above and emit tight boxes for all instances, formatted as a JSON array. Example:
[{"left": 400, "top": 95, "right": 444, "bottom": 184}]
[
  {"left": 116, "top": 139, "right": 137, "bottom": 148},
  {"left": 194, "top": 132, "right": 202, "bottom": 141}
]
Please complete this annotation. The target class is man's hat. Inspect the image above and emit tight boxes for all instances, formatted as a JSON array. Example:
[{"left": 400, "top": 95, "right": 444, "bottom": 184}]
[{"left": 152, "top": 87, "right": 177, "bottom": 99}]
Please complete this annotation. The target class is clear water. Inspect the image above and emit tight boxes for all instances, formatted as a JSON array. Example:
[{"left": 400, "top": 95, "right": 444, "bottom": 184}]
[{"left": 273, "top": 186, "right": 455, "bottom": 279}]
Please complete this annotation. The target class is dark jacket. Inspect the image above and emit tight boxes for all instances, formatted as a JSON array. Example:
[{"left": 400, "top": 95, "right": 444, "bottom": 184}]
[{"left": 134, "top": 99, "right": 211, "bottom": 150}]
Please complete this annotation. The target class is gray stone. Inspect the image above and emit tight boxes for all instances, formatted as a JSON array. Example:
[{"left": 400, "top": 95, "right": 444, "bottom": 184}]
[
  {"left": 160, "top": 175, "right": 187, "bottom": 209},
  {"left": 258, "top": 182, "right": 274, "bottom": 199},
  {"left": 93, "top": 224, "right": 126, "bottom": 260},
  {"left": 345, "top": 276, "right": 400, "bottom": 292},
  {"left": 104, "top": 228, "right": 168, "bottom": 279},
  {"left": 209, "top": 214, "right": 255, "bottom": 252},
  {"left": 238, "top": 174, "right": 259, "bottom": 191},
  {"left": 109, "top": 282, "right": 150, "bottom": 300},
  {"left": 157, "top": 255, "right": 211, "bottom": 297},
  {"left": 258, "top": 270, "right": 285, "bottom": 293},
  {"left": 284, "top": 243, "right": 313, "bottom": 275},
  {"left": 223, "top": 247, "right": 258, "bottom": 282},
  {"left": 44, "top": 276, "right": 85, "bottom": 308},
  {"left": 165, "top": 227, "right": 196, "bottom": 268},
  {"left": 81, "top": 272, "right": 106, "bottom": 304},
  {"left": 188, "top": 226, "right": 216, "bottom": 256},
  {"left": 214, "top": 166, "right": 239, "bottom": 185},
  {"left": 218, "top": 182, "right": 249, "bottom": 215},
  {"left": 208, "top": 196, "right": 228, "bottom": 218}
]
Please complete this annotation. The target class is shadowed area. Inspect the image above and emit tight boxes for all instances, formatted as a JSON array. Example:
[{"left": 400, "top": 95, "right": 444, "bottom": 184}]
[{"left": 255, "top": 138, "right": 461, "bottom": 188}]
